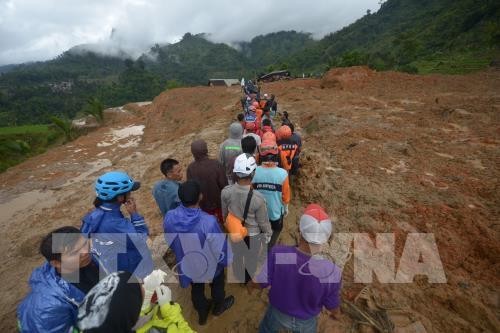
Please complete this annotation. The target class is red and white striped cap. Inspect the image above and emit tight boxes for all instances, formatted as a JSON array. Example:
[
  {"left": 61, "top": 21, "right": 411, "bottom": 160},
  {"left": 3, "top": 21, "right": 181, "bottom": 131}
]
[{"left": 299, "top": 204, "right": 333, "bottom": 245}]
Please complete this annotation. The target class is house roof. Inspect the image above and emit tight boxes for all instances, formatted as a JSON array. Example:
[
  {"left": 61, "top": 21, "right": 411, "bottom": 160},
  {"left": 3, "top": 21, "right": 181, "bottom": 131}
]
[{"left": 208, "top": 79, "right": 240, "bottom": 87}]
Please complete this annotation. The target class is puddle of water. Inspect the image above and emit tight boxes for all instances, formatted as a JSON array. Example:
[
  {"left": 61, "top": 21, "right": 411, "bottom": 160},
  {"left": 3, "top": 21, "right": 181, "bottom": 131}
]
[{"left": 136, "top": 101, "right": 152, "bottom": 106}]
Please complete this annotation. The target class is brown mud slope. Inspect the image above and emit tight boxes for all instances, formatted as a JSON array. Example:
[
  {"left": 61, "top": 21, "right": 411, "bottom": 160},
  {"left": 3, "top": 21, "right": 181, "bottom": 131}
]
[{"left": 0, "top": 68, "right": 499, "bottom": 332}]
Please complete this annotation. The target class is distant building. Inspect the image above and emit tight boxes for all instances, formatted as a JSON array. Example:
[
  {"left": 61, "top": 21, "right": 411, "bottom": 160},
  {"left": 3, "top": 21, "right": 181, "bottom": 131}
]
[
  {"left": 207, "top": 79, "right": 240, "bottom": 87},
  {"left": 48, "top": 81, "right": 73, "bottom": 92}
]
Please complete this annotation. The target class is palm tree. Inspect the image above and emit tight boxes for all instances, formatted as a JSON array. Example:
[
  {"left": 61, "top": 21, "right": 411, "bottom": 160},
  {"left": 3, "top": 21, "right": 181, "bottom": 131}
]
[
  {"left": 83, "top": 97, "right": 104, "bottom": 123},
  {"left": 50, "top": 116, "right": 76, "bottom": 142}
]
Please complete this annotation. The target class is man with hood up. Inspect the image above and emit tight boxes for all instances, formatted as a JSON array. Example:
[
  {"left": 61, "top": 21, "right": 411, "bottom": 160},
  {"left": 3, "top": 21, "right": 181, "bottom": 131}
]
[
  {"left": 187, "top": 139, "right": 228, "bottom": 224},
  {"left": 17, "top": 226, "right": 99, "bottom": 333},
  {"left": 219, "top": 122, "right": 243, "bottom": 185},
  {"left": 164, "top": 180, "right": 234, "bottom": 325}
]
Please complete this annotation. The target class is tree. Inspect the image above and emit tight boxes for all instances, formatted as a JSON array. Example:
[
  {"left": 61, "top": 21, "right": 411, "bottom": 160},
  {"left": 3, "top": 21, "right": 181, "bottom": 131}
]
[
  {"left": 165, "top": 80, "right": 182, "bottom": 90},
  {"left": 50, "top": 116, "right": 76, "bottom": 142},
  {"left": 124, "top": 59, "right": 134, "bottom": 69},
  {"left": 82, "top": 97, "right": 104, "bottom": 123},
  {"left": 393, "top": 33, "right": 421, "bottom": 65}
]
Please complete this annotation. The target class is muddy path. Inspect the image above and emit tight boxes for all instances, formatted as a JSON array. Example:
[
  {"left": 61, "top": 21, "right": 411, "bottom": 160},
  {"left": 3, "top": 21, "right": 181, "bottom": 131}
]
[{"left": 1, "top": 69, "right": 500, "bottom": 332}]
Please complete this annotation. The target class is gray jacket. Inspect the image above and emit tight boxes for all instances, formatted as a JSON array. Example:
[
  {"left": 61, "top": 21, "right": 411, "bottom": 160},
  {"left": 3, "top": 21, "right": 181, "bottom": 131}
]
[
  {"left": 219, "top": 123, "right": 243, "bottom": 177},
  {"left": 221, "top": 183, "right": 272, "bottom": 237}
]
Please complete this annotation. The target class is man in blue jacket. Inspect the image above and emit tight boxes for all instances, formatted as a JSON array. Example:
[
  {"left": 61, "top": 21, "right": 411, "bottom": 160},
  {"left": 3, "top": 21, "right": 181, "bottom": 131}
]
[
  {"left": 152, "top": 158, "right": 182, "bottom": 217},
  {"left": 164, "top": 180, "right": 234, "bottom": 325},
  {"left": 17, "top": 226, "right": 99, "bottom": 333},
  {"left": 81, "top": 170, "right": 153, "bottom": 278}
]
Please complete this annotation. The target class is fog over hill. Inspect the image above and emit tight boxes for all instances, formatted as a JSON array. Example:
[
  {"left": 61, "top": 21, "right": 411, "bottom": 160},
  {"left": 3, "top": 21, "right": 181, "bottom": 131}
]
[{"left": 0, "top": 0, "right": 380, "bottom": 65}]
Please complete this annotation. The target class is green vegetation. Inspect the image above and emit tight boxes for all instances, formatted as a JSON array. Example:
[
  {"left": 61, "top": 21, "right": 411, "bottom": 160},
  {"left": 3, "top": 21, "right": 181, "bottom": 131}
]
[
  {"left": 141, "top": 33, "right": 249, "bottom": 85},
  {"left": 0, "top": 0, "right": 498, "bottom": 131},
  {"left": 50, "top": 116, "right": 77, "bottom": 142},
  {"left": 82, "top": 97, "right": 104, "bottom": 123},
  {"left": 0, "top": 124, "right": 61, "bottom": 172},
  {"left": 288, "top": 0, "right": 500, "bottom": 74},
  {"left": 0, "top": 124, "right": 52, "bottom": 135},
  {"left": 165, "top": 79, "right": 183, "bottom": 90},
  {"left": 413, "top": 51, "right": 496, "bottom": 74}
]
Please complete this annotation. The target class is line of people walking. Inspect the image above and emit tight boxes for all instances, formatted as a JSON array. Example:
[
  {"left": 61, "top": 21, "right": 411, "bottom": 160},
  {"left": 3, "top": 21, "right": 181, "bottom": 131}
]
[{"left": 16, "top": 89, "right": 341, "bottom": 333}]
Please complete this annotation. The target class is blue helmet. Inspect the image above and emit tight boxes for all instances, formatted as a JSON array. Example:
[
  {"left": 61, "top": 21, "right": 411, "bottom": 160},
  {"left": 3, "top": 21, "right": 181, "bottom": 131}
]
[{"left": 95, "top": 171, "right": 140, "bottom": 200}]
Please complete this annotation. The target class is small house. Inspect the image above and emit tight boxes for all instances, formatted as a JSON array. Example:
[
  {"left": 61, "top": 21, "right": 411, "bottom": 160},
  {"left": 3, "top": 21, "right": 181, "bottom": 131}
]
[{"left": 207, "top": 79, "right": 240, "bottom": 87}]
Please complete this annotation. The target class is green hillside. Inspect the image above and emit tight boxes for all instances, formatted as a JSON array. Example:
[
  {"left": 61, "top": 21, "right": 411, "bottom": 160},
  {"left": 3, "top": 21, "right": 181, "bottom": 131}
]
[
  {"left": 140, "top": 33, "right": 250, "bottom": 85},
  {"left": 287, "top": 0, "right": 500, "bottom": 73},
  {"left": 0, "top": 0, "right": 498, "bottom": 127}
]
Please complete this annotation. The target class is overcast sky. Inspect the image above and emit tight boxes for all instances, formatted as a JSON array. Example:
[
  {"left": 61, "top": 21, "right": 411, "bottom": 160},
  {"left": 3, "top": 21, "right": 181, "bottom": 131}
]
[{"left": 0, "top": 0, "right": 380, "bottom": 65}]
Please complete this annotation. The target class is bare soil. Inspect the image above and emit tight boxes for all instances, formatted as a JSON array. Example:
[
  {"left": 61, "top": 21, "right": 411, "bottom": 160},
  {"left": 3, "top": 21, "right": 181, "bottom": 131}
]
[{"left": 0, "top": 68, "right": 499, "bottom": 332}]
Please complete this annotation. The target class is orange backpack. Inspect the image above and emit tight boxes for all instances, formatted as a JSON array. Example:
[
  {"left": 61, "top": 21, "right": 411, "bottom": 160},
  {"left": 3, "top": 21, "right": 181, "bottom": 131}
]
[
  {"left": 224, "top": 189, "right": 253, "bottom": 242},
  {"left": 278, "top": 143, "right": 298, "bottom": 171}
]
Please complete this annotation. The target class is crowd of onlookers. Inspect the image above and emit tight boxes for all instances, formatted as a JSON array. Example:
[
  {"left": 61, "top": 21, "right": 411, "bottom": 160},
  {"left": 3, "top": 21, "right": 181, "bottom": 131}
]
[{"left": 16, "top": 84, "right": 341, "bottom": 333}]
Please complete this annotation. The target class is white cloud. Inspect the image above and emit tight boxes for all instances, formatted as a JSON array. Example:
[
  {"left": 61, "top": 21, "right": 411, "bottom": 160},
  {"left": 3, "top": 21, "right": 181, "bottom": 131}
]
[{"left": 0, "top": 0, "right": 380, "bottom": 65}]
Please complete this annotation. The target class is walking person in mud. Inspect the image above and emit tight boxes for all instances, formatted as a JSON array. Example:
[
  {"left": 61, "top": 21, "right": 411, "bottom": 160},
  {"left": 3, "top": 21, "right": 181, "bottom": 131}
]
[
  {"left": 219, "top": 122, "right": 244, "bottom": 184},
  {"left": 221, "top": 153, "right": 272, "bottom": 284},
  {"left": 248, "top": 204, "right": 342, "bottom": 333},
  {"left": 163, "top": 180, "right": 234, "bottom": 325},
  {"left": 187, "top": 139, "right": 228, "bottom": 224},
  {"left": 252, "top": 139, "right": 291, "bottom": 248}
]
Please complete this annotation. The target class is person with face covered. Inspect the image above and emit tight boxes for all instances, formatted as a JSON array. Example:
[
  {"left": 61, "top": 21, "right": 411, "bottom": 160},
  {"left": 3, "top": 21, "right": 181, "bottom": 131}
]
[
  {"left": 17, "top": 226, "right": 99, "bottom": 333},
  {"left": 81, "top": 171, "right": 153, "bottom": 279}
]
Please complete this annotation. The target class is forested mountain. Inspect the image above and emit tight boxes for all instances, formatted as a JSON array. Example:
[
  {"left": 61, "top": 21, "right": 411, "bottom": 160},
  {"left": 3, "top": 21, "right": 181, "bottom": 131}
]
[
  {"left": 140, "top": 33, "right": 250, "bottom": 85},
  {"left": 0, "top": 0, "right": 498, "bottom": 126},
  {"left": 287, "top": 0, "right": 500, "bottom": 73},
  {"left": 239, "top": 31, "right": 317, "bottom": 70}
]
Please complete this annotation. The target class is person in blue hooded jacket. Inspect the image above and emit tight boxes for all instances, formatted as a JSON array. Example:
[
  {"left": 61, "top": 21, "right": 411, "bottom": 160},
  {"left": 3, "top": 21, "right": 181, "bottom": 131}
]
[
  {"left": 17, "top": 226, "right": 99, "bottom": 333},
  {"left": 81, "top": 171, "right": 153, "bottom": 279},
  {"left": 164, "top": 180, "right": 234, "bottom": 326}
]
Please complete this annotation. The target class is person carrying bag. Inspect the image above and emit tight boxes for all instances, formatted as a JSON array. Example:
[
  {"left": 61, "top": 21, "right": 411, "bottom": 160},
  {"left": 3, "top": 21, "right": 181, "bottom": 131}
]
[{"left": 222, "top": 154, "right": 272, "bottom": 284}]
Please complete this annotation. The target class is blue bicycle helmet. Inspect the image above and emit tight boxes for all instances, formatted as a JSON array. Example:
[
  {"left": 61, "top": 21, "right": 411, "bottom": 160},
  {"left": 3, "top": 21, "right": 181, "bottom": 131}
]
[{"left": 95, "top": 171, "right": 141, "bottom": 200}]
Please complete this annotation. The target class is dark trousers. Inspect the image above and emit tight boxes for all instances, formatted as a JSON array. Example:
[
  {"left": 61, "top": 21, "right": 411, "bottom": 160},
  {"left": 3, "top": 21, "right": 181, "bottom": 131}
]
[
  {"left": 191, "top": 271, "right": 225, "bottom": 313},
  {"left": 268, "top": 217, "right": 284, "bottom": 249},
  {"left": 232, "top": 234, "right": 265, "bottom": 283},
  {"left": 291, "top": 156, "right": 300, "bottom": 175}
]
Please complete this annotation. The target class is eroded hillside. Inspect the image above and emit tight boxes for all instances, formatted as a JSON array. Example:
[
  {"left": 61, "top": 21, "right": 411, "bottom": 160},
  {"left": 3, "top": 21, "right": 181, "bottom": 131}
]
[{"left": 0, "top": 68, "right": 499, "bottom": 332}]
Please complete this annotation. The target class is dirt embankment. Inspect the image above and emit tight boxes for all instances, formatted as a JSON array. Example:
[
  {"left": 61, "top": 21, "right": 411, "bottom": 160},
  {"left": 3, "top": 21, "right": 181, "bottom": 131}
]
[{"left": 0, "top": 68, "right": 499, "bottom": 332}]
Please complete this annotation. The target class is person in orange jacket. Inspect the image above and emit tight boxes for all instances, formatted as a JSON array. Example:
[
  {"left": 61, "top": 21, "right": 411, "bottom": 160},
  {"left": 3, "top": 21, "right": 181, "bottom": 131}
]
[
  {"left": 252, "top": 101, "right": 263, "bottom": 129},
  {"left": 276, "top": 125, "right": 299, "bottom": 173}
]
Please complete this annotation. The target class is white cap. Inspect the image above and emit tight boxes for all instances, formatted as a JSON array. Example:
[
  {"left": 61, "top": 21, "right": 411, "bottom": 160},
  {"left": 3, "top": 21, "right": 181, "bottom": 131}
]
[
  {"left": 233, "top": 153, "right": 257, "bottom": 176},
  {"left": 299, "top": 204, "right": 333, "bottom": 245}
]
